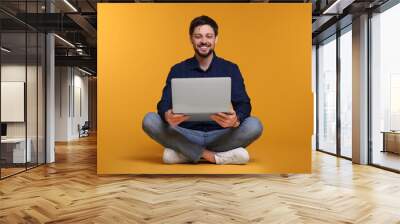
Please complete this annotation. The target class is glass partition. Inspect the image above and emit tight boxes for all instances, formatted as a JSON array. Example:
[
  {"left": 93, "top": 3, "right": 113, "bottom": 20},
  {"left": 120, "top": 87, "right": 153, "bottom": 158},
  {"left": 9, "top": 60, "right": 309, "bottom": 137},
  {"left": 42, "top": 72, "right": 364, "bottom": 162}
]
[
  {"left": 317, "top": 35, "right": 337, "bottom": 154},
  {"left": 371, "top": 3, "right": 400, "bottom": 171},
  {"left": 1, "top": 30, "right": 28, "bottom": 177},
  {"left": 0, "top": 1, "right": 46, "bottom": 179}
]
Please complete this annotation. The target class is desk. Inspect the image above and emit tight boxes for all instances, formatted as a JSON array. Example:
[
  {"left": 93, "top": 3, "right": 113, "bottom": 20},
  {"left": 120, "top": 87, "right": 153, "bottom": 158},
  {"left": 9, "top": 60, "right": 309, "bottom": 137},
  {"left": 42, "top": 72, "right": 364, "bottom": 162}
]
[
  {"left": 382, "top": 131, "right": 400, "bottom": 154},
  {"left": 1, "top": 138, "right": 31, "bottom": 163}
]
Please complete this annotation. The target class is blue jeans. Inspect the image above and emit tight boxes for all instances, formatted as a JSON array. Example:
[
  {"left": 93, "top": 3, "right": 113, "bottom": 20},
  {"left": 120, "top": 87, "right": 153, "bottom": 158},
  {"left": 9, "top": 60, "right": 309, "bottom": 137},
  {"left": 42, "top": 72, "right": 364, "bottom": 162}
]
[{"left": 142, "top": 112, "right": 263, "bottom": 163}]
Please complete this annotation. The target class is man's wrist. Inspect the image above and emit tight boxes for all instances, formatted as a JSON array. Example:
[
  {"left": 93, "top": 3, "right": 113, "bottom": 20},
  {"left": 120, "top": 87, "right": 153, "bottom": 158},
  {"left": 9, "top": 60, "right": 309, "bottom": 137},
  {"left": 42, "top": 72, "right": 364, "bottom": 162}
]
[{"left": 233, "top": 120, "right": 240, "bottom": 128}]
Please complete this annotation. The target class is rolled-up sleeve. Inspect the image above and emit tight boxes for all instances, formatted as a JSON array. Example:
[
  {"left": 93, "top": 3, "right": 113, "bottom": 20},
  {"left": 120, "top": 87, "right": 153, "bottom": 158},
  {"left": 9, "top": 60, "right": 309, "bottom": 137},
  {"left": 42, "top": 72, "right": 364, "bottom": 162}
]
[
  {"left": 230, "top": 64, "right": 252, "bottom": 123},
  {"left": 157, "top": 67, "right": 177, "bottom": 122}
]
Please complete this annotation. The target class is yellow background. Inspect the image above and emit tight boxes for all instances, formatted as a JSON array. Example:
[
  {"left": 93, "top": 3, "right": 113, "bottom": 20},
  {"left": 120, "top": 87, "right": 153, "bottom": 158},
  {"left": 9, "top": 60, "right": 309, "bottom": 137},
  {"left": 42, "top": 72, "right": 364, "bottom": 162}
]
[{"left": 98, "top": 3, "right": 312, "bottom": 174}]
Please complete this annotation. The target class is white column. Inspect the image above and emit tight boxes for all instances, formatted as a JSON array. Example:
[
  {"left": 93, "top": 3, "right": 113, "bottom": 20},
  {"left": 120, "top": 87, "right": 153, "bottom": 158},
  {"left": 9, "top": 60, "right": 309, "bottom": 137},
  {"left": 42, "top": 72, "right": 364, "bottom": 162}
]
[
  {"left": 352, "top": 14, "right": 369, "bottom": 164},
  {"left": 46, "top": 33, "right": 55, "bottom": 163},
  {"left": 45, "top": 1, "right": 55, "bottom": 163}
]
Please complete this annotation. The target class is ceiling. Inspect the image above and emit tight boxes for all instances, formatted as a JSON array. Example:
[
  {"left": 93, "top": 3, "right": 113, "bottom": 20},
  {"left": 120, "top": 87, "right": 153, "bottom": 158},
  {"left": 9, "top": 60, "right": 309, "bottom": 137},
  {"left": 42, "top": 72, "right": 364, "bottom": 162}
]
[{"left": 0, "top": 0, "right": 393, "bottom": 75}]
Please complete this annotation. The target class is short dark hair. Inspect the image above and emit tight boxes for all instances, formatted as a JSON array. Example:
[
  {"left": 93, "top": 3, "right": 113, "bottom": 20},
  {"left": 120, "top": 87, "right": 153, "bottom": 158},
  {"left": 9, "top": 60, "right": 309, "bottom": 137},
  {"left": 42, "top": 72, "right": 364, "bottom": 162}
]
[{"left": 189, "top": 15, "right": 218, "bottom": 37}]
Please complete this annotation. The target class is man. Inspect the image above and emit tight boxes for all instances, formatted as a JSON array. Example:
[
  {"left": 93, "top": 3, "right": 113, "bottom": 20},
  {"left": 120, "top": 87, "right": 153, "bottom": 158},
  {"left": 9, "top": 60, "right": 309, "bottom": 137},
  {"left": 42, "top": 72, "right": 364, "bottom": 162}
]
[{"left": 142, "top": 15, "right": 263, "bottom": 165}]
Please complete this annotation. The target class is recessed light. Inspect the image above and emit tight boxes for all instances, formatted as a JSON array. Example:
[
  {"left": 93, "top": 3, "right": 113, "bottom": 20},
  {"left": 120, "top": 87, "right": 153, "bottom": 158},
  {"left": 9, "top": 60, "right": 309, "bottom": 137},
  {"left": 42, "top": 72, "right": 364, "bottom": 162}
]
[
  {"left": 54, "top": 34, "right": 75, "bottom": 48},
  {"left": 77, "top": 67, "right": 93, "bottom": 76},
  {"left": 63, "top": 0, "right": 78, "bottom": 12},
  {"left": 1, "top": 47, "right": 11, "bottom": 53}
]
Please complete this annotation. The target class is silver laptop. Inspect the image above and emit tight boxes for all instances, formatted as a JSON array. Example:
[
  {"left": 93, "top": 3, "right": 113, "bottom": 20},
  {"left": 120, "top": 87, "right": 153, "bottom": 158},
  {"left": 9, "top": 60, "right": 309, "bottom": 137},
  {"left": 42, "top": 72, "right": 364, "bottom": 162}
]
[{"left": 172, "top": 77, "right": 231, "bottom": 121}]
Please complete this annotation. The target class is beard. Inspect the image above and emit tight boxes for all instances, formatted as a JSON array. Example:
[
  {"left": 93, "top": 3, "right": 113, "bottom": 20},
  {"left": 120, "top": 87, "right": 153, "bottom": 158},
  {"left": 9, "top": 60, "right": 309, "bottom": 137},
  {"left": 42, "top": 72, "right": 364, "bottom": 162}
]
[{"left": 194, "top": 44, "right": 214, "bottom": 58}]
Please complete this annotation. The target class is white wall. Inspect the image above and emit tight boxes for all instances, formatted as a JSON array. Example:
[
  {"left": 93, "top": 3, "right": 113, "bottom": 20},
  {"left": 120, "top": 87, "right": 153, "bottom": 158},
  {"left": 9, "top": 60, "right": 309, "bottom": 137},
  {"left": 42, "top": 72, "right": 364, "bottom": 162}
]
[
  {"left": 72, "top": 72, "right": 89, "bottom": 138},
  {"left": 1, "top": 65, "right": 38, "bottom": 138},
  {"left": 1, "top": 65, "right": 26, "bottom": 134},
  {"left": 55, "top": 67, "right": 70, "bottom": 141},
  {"left": 1, "top": 63, "right": 46, "bottom": 164},
  {"left": 55, "top": 67, "right": 89, "bottom": 141}
]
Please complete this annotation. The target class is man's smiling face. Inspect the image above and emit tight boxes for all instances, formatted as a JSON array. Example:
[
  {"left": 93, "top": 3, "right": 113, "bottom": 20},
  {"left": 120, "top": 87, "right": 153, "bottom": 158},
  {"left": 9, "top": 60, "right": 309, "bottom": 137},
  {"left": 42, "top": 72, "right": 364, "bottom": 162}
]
[{"left": 190, "top": 24, "right": 218, "bottom": 58}]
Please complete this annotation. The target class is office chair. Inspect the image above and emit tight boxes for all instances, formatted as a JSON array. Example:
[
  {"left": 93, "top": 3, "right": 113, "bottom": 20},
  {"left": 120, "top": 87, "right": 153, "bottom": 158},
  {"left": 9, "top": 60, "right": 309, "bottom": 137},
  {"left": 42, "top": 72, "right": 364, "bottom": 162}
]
[{"left": 79, "top": 121, "right": 90, "bottom": 138}]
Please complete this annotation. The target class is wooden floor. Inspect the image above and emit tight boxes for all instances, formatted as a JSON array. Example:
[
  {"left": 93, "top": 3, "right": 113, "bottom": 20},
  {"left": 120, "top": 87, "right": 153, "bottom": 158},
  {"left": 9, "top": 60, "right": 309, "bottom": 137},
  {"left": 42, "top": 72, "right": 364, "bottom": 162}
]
[
  {"left": 1, "top": 135, "right": 400, "bottom": 223},
  {"left": 1, "top": 167, "right": 26, "bottom": 178}
]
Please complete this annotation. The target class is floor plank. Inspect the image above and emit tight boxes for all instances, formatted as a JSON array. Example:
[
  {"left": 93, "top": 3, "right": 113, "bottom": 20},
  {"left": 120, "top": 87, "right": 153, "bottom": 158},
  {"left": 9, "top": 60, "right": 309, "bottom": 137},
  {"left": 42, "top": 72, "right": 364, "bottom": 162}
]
[{"left": 1, "top": 134, "right": 400, "bottom": 223}]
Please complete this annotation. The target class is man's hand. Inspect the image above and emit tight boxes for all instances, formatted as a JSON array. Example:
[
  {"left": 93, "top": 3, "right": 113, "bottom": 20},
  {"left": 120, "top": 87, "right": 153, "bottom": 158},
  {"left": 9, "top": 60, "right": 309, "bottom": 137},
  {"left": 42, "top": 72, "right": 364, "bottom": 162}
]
[
  {"left": 165, "top": 109, "right": 190, "bottom": 127},
  {"left": 210, "top": 109, "right": 240, "bottom": 128}
]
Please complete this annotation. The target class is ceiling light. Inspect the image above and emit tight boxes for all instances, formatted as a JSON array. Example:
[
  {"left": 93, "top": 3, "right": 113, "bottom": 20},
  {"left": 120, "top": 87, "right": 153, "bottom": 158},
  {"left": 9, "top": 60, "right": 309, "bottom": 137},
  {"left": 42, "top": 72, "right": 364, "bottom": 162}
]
[
  {"left": 1, "top": 47, "right": 11, "bottom": 53},
  {"left": 54, "top": 34, "right": 75, "bottom": 48},
  {"left": 63, "top": 0, "right": 78, "bottom": 12},
  {"left": 78, "top": 67, "right": 93, "bottom": 76},
  {"left": 322, "top": 0, "right": 354, "bottom": 15}
]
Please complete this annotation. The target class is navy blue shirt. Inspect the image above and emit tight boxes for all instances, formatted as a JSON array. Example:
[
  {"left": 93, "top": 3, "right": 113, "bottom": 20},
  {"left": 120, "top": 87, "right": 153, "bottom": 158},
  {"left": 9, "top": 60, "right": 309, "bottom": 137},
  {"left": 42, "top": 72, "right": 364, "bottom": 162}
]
[{"left": 157, "top": 53, "right": 251, "bottom": 132}]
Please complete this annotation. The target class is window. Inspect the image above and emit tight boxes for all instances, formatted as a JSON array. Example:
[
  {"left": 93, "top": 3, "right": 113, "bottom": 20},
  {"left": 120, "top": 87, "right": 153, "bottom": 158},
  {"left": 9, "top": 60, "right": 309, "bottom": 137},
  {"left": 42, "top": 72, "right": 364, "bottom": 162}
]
[
  {"left": 371, "top": 2, "right": 400, "bottom": 171},
  {"left": 339, "top": 28, "right": 352, "bottom": 158},
  {"left": 317, "top": 35, "right": 337, "bottom": 154}
]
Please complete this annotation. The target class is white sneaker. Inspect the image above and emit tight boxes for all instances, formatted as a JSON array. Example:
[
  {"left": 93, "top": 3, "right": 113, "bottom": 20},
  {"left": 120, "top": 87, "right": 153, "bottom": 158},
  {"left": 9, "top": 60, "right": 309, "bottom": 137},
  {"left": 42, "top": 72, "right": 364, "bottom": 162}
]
[
  {"left": 163, "top": 148, "right": 190, "bottom": 164},
  {"left": 214, "top": 147, "right": 250, "bottom": 165}
]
